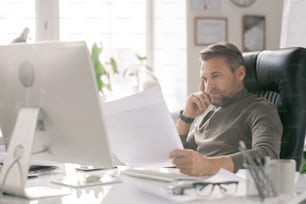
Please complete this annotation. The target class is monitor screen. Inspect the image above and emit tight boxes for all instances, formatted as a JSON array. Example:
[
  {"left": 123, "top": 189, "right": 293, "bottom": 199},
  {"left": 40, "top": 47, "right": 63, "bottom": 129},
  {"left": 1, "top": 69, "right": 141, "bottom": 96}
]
[{"left": 0, "top": 41, "right": 113, "bottom": 168}]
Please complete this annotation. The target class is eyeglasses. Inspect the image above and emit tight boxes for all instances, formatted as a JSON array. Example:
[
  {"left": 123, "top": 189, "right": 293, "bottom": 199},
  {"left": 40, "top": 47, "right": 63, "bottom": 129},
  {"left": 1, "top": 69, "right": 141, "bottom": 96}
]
[{"left": 168, "top": 180, "right": 239, "bottom": 196}]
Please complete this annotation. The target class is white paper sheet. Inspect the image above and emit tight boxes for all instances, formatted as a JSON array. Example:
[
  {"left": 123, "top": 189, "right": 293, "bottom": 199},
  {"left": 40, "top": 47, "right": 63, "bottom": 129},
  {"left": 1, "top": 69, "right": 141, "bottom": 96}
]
[{"left": 103, "top": 86, "right": 183, "bottom": 168}]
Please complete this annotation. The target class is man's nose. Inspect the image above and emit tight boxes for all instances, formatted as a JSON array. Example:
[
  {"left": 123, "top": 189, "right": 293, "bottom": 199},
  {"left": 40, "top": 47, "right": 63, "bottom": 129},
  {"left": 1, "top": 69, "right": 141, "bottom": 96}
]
[{"left": 206, "top": 81, "right": 216, "bottom": 92}]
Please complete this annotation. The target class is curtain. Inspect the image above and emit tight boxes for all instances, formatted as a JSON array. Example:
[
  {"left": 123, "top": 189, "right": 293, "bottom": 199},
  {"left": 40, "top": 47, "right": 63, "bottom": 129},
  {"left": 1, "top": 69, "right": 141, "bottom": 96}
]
[{"left": 280, "top": 0, "right": 306, "bottom": 48}]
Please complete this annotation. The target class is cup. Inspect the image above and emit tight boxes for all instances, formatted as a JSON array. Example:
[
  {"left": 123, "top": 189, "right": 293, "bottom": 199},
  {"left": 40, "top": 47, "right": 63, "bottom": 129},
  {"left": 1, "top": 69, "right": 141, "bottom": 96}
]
[
  {"left": 246, "top": 159, "right": 296, "bottom": 198},
  {"left": 267, "top": 159, "right": 296, "bottom": 195}
]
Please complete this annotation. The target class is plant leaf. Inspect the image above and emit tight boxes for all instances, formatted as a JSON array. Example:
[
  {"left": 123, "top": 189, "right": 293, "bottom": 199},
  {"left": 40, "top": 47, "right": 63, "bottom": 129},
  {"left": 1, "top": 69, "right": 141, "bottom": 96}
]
[
  {"left": 136, "top": 54, "right": 147, "bottom": 61},
  {"left": 109, "top": 57, "right": 119, "bottom": 73}
]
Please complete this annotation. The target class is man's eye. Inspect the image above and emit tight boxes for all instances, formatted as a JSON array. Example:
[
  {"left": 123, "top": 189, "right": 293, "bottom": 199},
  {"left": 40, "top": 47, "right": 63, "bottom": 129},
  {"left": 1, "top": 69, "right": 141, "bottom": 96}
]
[{"left": 212, "top": 73, "right": 219, "bottom": 78}]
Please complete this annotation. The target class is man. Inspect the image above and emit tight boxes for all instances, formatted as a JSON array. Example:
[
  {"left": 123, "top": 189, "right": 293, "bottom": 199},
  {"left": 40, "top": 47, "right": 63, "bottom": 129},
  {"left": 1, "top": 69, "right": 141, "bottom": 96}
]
[{"left": 169, "top": 42, "right": 282, "bottom": 176}]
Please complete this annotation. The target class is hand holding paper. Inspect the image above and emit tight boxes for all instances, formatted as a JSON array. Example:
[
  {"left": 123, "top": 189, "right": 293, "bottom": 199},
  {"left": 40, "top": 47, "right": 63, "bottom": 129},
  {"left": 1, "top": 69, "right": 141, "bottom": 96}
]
[{"left": 103, "top": 86, "right": 183, "bottom": 168}]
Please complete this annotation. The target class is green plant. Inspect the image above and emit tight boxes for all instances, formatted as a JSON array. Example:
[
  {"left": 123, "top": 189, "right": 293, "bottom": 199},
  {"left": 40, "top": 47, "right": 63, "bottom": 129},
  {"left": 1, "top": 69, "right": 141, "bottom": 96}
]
[
  {"left": 135, "top": 54, "right": 152, "bottom": 72},
  {"left": 121, "top": 54, "right": 158, "bottom": 91},
  {"left": 135, "top": 54, "right": 158, "bottom": 82},
  {"left": 91, "top": 42, "right": 118, "bottom": 93},
  {"left": 122, "top": 54, "right": 153, "bottom": 77}
]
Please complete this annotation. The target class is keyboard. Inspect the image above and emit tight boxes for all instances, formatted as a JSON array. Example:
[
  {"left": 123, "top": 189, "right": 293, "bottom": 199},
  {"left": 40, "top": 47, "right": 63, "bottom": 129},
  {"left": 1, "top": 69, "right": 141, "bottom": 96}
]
[
  {"left": 123, "top": 169, "right": 200, "bottom": 182},
  {"left": 0, "top": 165, "right": 57, "bottom": 179},
  {"left": 29, "top": 165, "right": 57, "bottom": 174},
  {"left": 0, "top": 163, "right": 57, "bottom": 175}
]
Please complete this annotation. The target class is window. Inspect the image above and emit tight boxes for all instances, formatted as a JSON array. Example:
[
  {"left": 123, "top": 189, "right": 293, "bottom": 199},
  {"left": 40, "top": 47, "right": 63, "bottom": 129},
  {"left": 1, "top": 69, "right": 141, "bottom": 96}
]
[
  {"left": 0, "top": 0, "right": 187, "bottom": 114},
  {"left": 0, "top": 0, "right": 35, "bottom": 44},
  {"left": 59, "top": 0, "right": 146, "bottom": 70},
  {"left": 152, "top": 0, "right": 187, "bottom": 113},
  {"left": 59, "top": 0, "right": 187, "bottom": 112}
]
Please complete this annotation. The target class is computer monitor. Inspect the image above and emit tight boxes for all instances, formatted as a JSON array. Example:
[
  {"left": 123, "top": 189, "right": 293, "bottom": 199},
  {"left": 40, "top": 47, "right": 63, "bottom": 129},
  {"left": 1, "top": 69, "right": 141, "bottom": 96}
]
[{"left": 0, "top": 41, "right": 113, "bottom": 198}]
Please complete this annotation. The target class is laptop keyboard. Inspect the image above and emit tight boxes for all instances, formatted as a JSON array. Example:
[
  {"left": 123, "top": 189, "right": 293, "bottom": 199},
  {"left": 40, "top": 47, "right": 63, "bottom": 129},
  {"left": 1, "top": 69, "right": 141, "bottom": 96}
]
[{"left": 123, "top": 169, "right": 200, "bottom": 182}]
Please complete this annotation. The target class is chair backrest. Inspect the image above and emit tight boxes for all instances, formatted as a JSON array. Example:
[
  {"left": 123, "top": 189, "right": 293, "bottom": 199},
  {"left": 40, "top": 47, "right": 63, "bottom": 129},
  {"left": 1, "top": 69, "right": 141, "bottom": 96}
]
[{"left": 243, "top": 47, "right": 306, "bottom": 170}]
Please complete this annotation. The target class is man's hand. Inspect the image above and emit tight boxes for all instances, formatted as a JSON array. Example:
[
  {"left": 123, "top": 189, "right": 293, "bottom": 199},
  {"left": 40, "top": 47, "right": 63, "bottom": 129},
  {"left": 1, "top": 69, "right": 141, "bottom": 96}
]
[
  {"left": 169, "top": 149, "right": 213, "bottom": 176},
  {"left": 169, "top": 149, "right": 234, "bottom": 176},
  {"left": 183, "top": 92, "right": 211, "bottom": 119},
  {"left": 176, "top": 79, "right": 210, "bottom": 136},
  {"left": 183, "top": 78, "right": 211, "bottom": 119}
]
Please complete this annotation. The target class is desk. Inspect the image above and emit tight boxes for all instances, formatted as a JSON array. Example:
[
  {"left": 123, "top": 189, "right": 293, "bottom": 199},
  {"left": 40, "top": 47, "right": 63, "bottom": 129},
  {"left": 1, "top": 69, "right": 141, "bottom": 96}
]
[{"left": 0, "top": 165, "right": 305, "bottom": 204}]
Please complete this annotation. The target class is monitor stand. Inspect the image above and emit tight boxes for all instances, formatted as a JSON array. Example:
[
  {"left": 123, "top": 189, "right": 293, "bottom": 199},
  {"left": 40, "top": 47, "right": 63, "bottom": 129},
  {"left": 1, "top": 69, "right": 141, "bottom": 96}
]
[{"left": 0, "top": 108, "right": 70, "bottom": 199}]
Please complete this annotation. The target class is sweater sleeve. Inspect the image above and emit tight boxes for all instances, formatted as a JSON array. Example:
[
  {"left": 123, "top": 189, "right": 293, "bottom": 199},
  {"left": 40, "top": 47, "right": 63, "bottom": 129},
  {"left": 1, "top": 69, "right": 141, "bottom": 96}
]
[
  {"left": 180, "top": 128, "right": 198, "bottom": 150},
  {"left": 230, "top": 101, "right": 283, "bottom": 172}
]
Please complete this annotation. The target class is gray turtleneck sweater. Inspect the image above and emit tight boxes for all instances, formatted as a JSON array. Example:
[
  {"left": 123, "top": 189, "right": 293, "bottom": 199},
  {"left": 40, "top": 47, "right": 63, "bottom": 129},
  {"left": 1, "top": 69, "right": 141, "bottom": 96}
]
[{"left": 181, "top": 88, "right": 283, "bottom": 172}]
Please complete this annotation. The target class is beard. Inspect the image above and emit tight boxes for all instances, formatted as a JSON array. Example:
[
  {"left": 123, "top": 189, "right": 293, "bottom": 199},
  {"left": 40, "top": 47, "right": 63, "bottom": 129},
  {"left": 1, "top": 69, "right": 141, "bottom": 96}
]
[{"left": 209, "top": 89, "right": 231, "bottom": 107}]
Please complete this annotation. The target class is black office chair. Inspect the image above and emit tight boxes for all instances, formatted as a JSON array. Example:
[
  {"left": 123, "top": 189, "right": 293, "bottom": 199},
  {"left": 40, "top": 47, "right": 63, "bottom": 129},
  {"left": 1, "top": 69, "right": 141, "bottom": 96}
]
[{"left": 243, "top": 47, "right": 306, "bottom": 170}]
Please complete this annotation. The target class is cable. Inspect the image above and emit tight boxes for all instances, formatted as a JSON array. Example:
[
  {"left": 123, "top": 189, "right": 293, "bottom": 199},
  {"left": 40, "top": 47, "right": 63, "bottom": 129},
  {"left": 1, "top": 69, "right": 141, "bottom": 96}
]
[
  {"left": 0, "top": 158, "right": 24, "bottom": 199},
  {"left": 0, "top": 145, "right": 25, "bottom": 199}
]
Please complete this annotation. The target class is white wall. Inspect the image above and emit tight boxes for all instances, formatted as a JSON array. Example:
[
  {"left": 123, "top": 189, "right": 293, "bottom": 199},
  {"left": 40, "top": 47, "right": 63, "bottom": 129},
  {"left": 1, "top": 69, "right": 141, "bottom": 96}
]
[{"left": 186, "top": 0, "right": 283, "bottom": 94}]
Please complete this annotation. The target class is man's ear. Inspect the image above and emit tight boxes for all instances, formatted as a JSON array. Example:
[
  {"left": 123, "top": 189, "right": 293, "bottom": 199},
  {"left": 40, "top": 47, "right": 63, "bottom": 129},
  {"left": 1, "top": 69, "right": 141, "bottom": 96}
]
[{"left": 236, "top": 65, "right": 246, "bottom": 81}]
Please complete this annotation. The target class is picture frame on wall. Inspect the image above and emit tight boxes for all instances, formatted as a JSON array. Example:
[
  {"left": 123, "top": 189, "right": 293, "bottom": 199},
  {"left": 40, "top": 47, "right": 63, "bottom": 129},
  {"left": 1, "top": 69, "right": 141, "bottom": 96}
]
[
  {"left": 194, "top": 17, "right": 227, "bottom": 46},
  {"left": 242, "top": 15, "right": 266, "bottom": 51}
]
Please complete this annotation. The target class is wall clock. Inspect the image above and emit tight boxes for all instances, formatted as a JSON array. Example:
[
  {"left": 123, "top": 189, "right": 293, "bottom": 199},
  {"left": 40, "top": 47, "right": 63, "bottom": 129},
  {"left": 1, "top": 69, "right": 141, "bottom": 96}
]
[{"left": 231, "top": 0, "right": 256, "bottom": 7}]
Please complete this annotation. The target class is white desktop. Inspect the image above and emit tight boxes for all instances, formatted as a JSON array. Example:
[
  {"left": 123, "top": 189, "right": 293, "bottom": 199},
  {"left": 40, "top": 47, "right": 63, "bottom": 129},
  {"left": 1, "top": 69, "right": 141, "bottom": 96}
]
[
  {"left": 0, "top": 164, "right": 303, "bottom": 204},
  {"left": 0, "top": 41, "right": 114, "bottom": 198}
]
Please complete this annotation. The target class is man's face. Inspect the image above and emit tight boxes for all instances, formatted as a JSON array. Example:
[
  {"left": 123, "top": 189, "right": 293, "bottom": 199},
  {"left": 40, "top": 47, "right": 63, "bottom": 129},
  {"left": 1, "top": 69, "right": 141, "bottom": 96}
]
[{"left": 200, "top": 56, "right": 245, "bottom": 106}]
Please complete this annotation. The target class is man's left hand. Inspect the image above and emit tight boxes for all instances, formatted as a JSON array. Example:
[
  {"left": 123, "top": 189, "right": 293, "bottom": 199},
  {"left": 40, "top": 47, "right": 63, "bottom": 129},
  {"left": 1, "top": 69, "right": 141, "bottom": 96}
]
[
  {"left": 169, "top": 149, "right": 213, "bottom": 176},
  {"left": 169, "top": 149, "right": 234, "bottom": 176}
]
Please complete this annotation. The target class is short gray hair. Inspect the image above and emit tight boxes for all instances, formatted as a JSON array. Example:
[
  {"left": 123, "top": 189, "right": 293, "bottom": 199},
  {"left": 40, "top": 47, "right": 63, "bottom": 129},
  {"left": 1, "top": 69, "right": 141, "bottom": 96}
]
[{"left": 200, "top": 42, "right": 245, "bottom": 72}]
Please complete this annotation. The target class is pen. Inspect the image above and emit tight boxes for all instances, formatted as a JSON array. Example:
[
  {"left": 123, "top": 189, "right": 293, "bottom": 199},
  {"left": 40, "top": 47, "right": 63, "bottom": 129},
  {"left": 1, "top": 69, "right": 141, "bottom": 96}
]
[
  {"left": 239, "top": 141, "right": 265, "bottom": 201},
  {"left": 255, "top": 156, "right": 277, "bottom": 197}
]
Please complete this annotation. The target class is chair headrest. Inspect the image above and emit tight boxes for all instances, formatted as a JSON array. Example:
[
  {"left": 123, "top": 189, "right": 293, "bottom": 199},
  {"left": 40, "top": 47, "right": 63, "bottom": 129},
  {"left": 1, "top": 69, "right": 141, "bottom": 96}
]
[{"left": 244, "top": 47, "right": 306, "bottom": 94}]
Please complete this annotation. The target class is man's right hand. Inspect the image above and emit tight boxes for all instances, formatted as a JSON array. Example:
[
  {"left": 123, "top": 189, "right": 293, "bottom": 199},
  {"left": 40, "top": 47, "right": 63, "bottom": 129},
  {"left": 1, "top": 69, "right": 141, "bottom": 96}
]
[
  {"left": 183, "top": 77, "right": 211, "bottom": 119},
  {"left": 183, "top": 91, "right": 211, "bottom": 119},
  {"left": 176, "top": 78, "right": 210, "bottom": 136}
]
